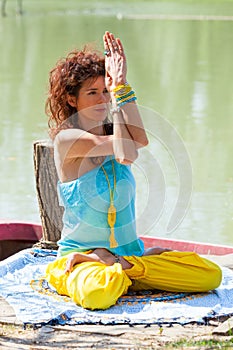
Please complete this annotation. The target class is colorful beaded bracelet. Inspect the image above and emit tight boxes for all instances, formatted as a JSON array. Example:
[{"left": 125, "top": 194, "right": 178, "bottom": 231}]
[
  {"left": 112, "top": 82, "right": 131, "bottom": 96},
  {"left": 115, "top": 90, "right": 135, "bottom": 101},
  {"left": 117, "top": 96, "right": 137, "bottom": 108}
]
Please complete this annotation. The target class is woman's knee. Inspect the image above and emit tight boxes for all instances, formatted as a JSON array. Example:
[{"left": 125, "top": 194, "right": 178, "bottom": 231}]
[
  {"left": 66, "top": 261, "right": 132, "bottom": 310},
  {"left": 185, "top": 259, "right": 222, "bottom": 292},
  {"left": 200, "top": 264, "right": 222, "bottom": 291}
]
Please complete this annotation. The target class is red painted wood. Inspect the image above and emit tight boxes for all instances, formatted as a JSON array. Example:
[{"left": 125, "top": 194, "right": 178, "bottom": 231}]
[
  {"left": 140, "top": 236, "right": 233, "bottom": 255},
  {"left": 0, "top": 221, "right": 42, "bottom": 241}
]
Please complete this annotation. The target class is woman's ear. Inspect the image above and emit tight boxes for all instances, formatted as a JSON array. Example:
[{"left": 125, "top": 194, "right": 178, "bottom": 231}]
[{"left": 67, "top": 94, "right": 77, "bottom": 108}]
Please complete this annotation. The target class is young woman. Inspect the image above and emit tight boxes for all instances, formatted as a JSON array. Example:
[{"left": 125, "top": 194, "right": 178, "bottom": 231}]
[{"left": 45, "top": 31, "right": 222, "bottom": 310}]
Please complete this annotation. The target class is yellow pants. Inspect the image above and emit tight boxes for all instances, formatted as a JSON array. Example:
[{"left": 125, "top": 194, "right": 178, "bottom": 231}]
[{"left": 45, "top": 251, "right": 222, "bottom": 310}]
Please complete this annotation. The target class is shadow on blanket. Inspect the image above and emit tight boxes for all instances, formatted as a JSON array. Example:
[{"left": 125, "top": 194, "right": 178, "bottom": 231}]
[{"left": 0, "top": 248, "right": 233, "bottom": 326}]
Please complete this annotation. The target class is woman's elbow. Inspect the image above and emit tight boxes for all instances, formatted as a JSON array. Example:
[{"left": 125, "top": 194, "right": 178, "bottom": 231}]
[
  {"left": 116, "top": 148, "right": 138, "bottom": 165},
  {"left": 136, "top": 135, "right": 149, "bottom": 149}
]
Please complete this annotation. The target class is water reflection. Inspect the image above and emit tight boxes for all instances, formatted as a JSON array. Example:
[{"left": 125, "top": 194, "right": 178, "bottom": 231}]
[{"left": 0, "top": 4, "right": 232, "bottom": 245}]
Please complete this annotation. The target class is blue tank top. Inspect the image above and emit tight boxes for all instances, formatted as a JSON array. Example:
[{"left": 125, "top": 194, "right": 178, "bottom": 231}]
[{"left": 57, "top": 156, "right": 144, "bottom": 257}]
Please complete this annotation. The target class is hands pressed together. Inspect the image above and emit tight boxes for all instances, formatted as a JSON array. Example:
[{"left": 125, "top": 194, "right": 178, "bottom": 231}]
[{"left": 103, "top": 31, "right": 127, "bottom": 92}]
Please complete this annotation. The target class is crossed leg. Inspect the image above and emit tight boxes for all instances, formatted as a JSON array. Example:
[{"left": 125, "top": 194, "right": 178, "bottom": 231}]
[{"left": 46, "top": 248, "right": 222, "bottom": 310}]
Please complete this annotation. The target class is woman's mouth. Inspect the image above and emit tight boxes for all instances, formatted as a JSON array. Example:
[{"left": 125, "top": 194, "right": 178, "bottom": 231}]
[{"left": 94, "top": 107, "right": 107, "bottom": 113}]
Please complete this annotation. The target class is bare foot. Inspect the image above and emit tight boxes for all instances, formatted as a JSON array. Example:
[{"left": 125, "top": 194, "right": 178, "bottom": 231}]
[
  {"left": 143, "top": 246, "right": 173, "bottom": 256},
  {"left": 64, "top": 252, "right": 95, "bottom": 273},
  {"left": 93, "top": 249, "right": 133, "bottom": 270},
  {"left": 65, "top": 248, "right": 132, "bottom": 273}
]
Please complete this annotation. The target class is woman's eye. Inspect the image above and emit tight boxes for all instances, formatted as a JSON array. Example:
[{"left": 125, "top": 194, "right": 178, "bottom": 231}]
[
  {"left": 88, "top": 91, "right": 96, "bottom": 95},
  {"left": 103, "top": 89, "right": 109, "bottom": 94}
]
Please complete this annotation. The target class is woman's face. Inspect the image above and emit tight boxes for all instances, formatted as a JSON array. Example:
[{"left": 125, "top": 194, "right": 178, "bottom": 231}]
[{"left": 68, "top": 76, "right": 110, "bottom": 122}]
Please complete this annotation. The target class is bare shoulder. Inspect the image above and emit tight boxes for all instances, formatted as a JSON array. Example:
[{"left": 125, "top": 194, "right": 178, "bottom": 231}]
[
  {"left": 55, "top": 128, "right": 87, "bottom": 145},
  {"left": 54, "top": 128, "right": 113, "bottom": 161}
]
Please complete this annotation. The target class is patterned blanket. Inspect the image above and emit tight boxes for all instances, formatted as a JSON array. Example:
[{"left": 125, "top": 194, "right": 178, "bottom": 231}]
[{"left": 0, "top": 249, "right": 232, "bottom": 326}]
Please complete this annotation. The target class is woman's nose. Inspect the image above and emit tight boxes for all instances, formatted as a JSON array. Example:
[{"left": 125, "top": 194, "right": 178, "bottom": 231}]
[{"left": 99, "top": 93, "right": 109, "bottom": 103}]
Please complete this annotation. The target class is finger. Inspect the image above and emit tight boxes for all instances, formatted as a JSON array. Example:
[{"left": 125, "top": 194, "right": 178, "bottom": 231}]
[
  {"left": 65, "top": 259, "right": 72, "bottom": 273},
  {"left": 104, "top": 33, "right": 112, "bottom": 57},
  {"left": 104, "top": 49, "right": 111, "bottom": 57},
  {"left": 105, "top": 32, "right": 113, "bottom": 50},
  {"left": 103, "top": 35, "right": 110, "bottom": 50},
  {"left": 109, "top": 32, "right": 116, "bottom": 42},
  {"left": 110, "top": 34, "right": 122, "bottom": 53},
  {"left": 106, "top": 32, "right": 119, "bottom": 53},
  {"left": 116, "top": 38, "right": 124, "bottom": 55},
  {"left": 110, "top": 35, "right": 119, "bottom": 52}
]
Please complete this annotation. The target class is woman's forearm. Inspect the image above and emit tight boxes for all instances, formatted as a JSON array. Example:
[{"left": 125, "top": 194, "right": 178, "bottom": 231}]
[
  {"left": 112, "top": 110, "right": 138, "bottom": 165},
  {"left": 110, "top": 85, "right": 149, "bottom": 150},
  {"left": 120, "top": 101, "right": 149, "bottom": 148}
]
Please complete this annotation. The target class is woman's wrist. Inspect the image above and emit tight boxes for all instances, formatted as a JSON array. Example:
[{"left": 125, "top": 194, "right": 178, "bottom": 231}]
[
  {"left": 111, "top": 77, "right": 127, "bottom": 90},
  {"left": 110, "top": 82, "right": 137, "bottom": 113}
]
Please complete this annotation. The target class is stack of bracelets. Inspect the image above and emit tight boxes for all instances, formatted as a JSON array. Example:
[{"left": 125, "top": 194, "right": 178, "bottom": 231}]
[{"left": 112, "top": 82, "right": 137, "bottom": 110}]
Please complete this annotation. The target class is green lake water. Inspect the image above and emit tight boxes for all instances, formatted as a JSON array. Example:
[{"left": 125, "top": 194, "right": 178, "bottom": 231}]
[{"left": 0, "top": 1, "right": 232, "bottom": 245}]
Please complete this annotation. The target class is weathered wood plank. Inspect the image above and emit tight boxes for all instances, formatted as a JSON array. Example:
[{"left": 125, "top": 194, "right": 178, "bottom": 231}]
[
  {"left": 33, "top": 141, "right": 63, "bottom": 247},
  {"left": 212, "top": 316, "right": 233, "bottom": 335}
]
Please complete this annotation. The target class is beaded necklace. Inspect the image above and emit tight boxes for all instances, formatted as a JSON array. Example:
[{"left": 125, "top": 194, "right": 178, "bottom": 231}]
[{"left": 101, "top": 158, "right": 118, "bottom": 248}]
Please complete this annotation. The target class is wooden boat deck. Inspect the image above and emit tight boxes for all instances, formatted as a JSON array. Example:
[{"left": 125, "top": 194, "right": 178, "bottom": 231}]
[{"left": 0, "top": 221, "right": 232, "bottom": 326}]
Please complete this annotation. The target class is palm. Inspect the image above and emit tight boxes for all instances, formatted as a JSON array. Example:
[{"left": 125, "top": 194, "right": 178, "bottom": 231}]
[{"left": 103, "top": 32, "right": 127, "bottom": 91}]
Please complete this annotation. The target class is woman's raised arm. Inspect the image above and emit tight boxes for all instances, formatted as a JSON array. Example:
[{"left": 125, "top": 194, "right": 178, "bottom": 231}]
[{"left": 103, "top": 31, "right": 149, "bottom": 152}]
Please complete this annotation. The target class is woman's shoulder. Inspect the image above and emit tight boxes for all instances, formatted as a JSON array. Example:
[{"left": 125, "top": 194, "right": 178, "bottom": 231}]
[{"left": 55, "top": 128, "right": 87, "bottom": 144}]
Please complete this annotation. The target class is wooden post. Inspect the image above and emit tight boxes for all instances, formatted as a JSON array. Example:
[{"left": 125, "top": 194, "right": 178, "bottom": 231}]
[{"left": 33, "top": 140, "right": 63, "bottom": 249}]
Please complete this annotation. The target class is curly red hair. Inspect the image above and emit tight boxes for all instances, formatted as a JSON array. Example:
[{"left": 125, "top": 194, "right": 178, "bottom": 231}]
[{"left": 46, "top": 46, "right": 105, "bottom": 138}]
